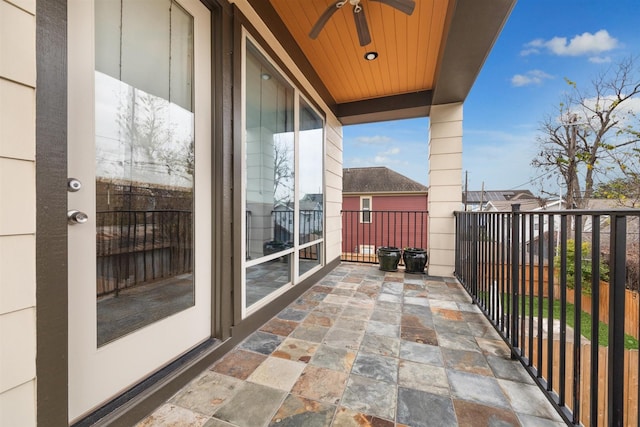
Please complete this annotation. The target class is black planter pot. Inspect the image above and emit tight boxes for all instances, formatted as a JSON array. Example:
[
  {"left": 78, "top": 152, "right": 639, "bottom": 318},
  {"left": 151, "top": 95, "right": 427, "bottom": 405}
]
[
  {"left": 377, "top": 246, "right": 401, "bottom": 272},
  {"left": 403, "top": 248, "right": 427, "bottom": 274}
]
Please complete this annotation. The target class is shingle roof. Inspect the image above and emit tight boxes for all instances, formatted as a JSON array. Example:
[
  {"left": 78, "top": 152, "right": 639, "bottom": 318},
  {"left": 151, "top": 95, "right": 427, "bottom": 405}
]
[
  {"left": 343, "top": 167, "right": 428, "bottom": 193},
  {"left": 464, "top": 190, "right": 535, "bottom": 203},
  {"left": 486, "top": 200, "right": 543, "bottom": 212}
]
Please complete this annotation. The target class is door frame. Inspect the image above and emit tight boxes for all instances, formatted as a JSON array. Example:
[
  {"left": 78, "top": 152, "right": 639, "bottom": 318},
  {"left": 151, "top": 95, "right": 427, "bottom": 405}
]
[
  {"left": 35, "top": 0, "right": 235, "bottom": 425},
  {"left": 67, "top": 0, "right": 213, "bottom": 419}
]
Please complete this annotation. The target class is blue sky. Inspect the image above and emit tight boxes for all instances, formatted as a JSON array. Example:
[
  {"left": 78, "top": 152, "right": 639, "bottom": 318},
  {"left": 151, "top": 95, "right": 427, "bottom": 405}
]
[{"left": 342, "top": 0, "right": 640, "bottom": 194}]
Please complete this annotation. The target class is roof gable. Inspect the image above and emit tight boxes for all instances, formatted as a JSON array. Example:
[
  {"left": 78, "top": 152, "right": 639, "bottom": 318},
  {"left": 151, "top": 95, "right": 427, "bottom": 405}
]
[
  {"left": 464, "top": 189, "right": 535, "bottom": 203},
  {"left": 343, "top": 167, "right": 428, "bottom": 193}
]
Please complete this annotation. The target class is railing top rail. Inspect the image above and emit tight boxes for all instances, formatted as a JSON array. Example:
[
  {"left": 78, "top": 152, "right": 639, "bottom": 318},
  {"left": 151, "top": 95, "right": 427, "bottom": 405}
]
[
  {"left": 97, "top": 210, "right": 193, "bottom": 214},
  {"left": 455, "top": 209, "right": 640, "bottom": 216},
  {"left": 341, "top": 210, "right": 429, "bottom": 213}
]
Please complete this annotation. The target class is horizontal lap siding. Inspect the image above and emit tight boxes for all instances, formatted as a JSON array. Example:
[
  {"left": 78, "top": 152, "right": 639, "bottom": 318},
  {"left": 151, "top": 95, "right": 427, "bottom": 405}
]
[
  {"left": 372, "top": 194, "right": 427, "bottom": 211},
  {"left": 0, "top": 0, "right": 37, "bottom": 425},
  {"left": 325, "top": 115, "right": 343, "bottom": 262}
]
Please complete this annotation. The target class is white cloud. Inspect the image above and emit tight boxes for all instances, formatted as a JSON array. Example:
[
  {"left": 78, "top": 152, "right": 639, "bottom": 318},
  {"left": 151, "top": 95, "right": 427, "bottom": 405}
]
[
  {"left": 380, "top": 147, "right": 400, "bottom": 156},
  {"left": 374, "top": 147, "right": 402, "bottom": 164},
  {"left": 374, "top": 155, "right": 389, "bottom": 164},
  {"left": 589, "top": 56, "right": 612, "bottom": 64},
  {"left": 576, "top": 96, "right": 640, "bottom": 130},
  {"left": 520, "top": 48, "right": 540, "bottom": 56},
  {"left": 521, "top": 30, "right": 619, "bottom": 58},
  {"left": 344, "top": 141, "right": 426, "bottom": 184},
  {"left": 511, "top": 70, "right": 553, "bottom": 87},
  {"left": 520, "top": 39, "right": 544, "bottom": 56},
  {"left": 355, "top": 135, "right": 392, "bottom": 144}
]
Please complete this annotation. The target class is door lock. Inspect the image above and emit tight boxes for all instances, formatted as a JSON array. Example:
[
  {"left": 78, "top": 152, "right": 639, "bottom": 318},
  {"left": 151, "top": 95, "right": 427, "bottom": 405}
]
[
  {"left": 68, "top": 210, "right": 89, "bottom": 225},
  {"left": 68, "top": 178, "right": 82, "bottom": 192}
]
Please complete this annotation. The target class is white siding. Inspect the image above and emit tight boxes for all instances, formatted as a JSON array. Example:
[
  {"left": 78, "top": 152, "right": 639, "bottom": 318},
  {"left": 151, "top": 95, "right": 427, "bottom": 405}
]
[
  {"left": 324, "top": 116, "right": 343, "bottom": 262},
  {"left": 428, "top": 103, "right": 463, "bottom": 277},
  {"left": 0, "top": 1, "right": 37, "bottom": 425}
]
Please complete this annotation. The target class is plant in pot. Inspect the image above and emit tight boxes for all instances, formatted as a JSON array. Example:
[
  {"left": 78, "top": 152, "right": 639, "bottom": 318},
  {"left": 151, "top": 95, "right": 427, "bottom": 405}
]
[
  {"left": 403, "top": 247, "right": 428, "bottom": 274},
  {"left": 377, "top": 246, "right": 401, "bottom": 272}
]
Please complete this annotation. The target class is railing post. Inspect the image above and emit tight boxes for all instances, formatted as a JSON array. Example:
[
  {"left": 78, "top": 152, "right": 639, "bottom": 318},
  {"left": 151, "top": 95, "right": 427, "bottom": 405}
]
[
  {"left": 454, "top": 212, "right": 460, "bottom": 276},
  {"left": 470, "top": 212, "right": 478, "bottom": 298},
  {"left": 590, "top": 215, "right": 601, "bottom": 426},
  {"left": 510, "top": 204, "right": 520, "bottom": 354},
  {"left": 608, "top": 213, "right": 626, "bottom": 426}
]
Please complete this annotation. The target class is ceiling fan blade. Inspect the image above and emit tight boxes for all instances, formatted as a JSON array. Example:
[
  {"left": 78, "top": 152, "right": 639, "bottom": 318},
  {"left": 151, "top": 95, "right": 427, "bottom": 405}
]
[
  {"left": 353, "top": 6, "right": 371, "bottom": 46},
  {"left": 369, "top": 0, "right": 416, "bottom": 15},
  {"left": 309, "top": 2, "right": 342, "bottom": 39}
]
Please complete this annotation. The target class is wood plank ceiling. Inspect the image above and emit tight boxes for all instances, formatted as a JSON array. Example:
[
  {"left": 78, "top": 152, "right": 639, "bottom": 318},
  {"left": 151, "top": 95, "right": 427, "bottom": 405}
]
[
  {"left": 269, "top": 0, "right": 450, "bottom": 105},
  {"left": 246, "top": 0, "right": 516, "bottom": 124}
]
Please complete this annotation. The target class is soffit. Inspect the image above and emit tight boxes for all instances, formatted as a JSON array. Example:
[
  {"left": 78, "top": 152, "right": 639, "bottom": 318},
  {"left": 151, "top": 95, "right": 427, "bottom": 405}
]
[{"left": 245, "top": 0, "right": 516, "bottom": 124}]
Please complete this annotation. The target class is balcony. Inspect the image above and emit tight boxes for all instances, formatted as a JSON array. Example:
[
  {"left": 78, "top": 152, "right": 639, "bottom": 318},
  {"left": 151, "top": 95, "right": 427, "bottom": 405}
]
[{"left": 103, "top": 207, "right": 640, "bottom": 426}]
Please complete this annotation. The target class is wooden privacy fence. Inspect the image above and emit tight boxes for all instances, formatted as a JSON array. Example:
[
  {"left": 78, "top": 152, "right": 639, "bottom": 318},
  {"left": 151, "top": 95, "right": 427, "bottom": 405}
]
[
  {"left": 529, "top": 337, "right": 639, "bottom": 426},
  {"left": 479, "top": 263, "right": 640, "bottom": 339}
]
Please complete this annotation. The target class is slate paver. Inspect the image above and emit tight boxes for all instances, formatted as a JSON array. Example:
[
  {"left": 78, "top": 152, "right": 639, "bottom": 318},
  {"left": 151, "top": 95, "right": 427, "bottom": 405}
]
[{"left": 138, "top": 264, "right": 566, "bottom": 427}]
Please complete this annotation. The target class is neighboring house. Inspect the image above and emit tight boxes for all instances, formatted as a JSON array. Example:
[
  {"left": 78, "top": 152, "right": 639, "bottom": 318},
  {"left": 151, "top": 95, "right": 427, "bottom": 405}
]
[
  {"left": 483, "top": 197, "right": 564, "bottom": 261},
  {"left": 342, "top": 167, "right": 428, "bottom": 254},
  {"left": 0, "top": 0, "right": 514, "bottom": 425},
  {"left": 484, "top": 197, "right": 630, "bottom": 262},
  {"left": 464, "top": 189, "right": 537, "bottom": 211}
]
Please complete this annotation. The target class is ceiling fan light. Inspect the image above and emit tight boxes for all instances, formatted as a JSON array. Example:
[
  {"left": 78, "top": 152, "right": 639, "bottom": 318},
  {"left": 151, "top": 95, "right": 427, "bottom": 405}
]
[{"left": 364, "top": 51, "right": 378, "bottom": 61}]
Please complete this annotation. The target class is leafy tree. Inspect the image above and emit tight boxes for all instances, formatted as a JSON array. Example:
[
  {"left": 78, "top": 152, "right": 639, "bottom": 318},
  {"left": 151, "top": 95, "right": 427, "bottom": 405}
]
[
  {"left": 532, "top": 57, "right": 640, "bottom": 208},
  {"left": 593, "top": 176, "right": 640, "bottom": 207},
  {"left": 554, "top": 240, "right": 609, "bottom": 295}
]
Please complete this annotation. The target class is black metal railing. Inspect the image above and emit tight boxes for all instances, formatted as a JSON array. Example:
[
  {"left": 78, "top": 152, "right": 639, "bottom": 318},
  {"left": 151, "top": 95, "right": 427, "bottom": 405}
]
[
  {"left": 96, "top": 210, "right": 193, "bottom": 296},
  {"left": 246, "top": 209, "right": 323, "bottom": 261},
  {"left": 271, "top": 209, "right": 324, "bottom": 245},
  {"left": 455, "top": 207, "right": 640, "bottom": 426},
  {"left": 341, "top": 210, "right": 428, "bottom": 263}
]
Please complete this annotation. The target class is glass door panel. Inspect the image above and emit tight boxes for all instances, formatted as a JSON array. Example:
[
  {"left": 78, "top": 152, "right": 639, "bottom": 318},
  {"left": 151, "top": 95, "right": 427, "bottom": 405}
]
[
  {"left": 67, "top": 0, "right": 210, "bottom": 419},
  {"left": 95, "top": 0, "right": 195, "bottom": 346}
]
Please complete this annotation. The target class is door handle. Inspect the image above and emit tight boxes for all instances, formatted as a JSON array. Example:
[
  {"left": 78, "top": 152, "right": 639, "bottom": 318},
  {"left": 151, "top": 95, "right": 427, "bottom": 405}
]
[{"left": 68, "top": 209, "right": 89, "bottom": 225}]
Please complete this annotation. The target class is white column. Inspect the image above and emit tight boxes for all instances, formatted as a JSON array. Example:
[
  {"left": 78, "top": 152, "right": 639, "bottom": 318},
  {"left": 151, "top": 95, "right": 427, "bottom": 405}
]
[{"left": 428, "top": 103, "right": 462, "bottom": 277}]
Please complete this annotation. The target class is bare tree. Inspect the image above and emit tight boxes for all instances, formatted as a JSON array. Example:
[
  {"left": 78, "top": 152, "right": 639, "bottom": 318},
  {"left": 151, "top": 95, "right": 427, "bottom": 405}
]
[
  {"left": 273, "top": 136, "right": 294, "bottom": 206},
  {"left": 532, "top": 57, "right": 640, "bottom": 208},
  {"left": 118, "top": 90, "right": 194, "bottom": 183}
]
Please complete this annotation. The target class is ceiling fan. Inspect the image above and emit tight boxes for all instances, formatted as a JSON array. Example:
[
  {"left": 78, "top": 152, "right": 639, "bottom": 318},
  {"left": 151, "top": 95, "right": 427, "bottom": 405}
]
[{"left": 309, "top": 0, "right": 416, "bottom": 47}]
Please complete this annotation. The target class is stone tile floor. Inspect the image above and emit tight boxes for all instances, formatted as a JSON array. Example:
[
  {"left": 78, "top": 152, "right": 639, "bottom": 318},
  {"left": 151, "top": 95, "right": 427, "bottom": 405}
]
[{"left": 137, "top": 263, "right": 566, "bottom": 427}]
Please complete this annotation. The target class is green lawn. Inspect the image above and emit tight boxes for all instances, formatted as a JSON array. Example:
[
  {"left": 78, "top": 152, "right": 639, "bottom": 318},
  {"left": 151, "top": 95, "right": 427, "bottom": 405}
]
[{"left": 480, "top": 293, "right": 639, "bottom": 349}]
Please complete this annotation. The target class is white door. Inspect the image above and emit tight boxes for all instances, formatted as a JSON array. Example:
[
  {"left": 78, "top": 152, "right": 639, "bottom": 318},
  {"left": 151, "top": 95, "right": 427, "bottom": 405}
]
[{"left": 67, "top": 0, "right": 211, "bottom": 421}]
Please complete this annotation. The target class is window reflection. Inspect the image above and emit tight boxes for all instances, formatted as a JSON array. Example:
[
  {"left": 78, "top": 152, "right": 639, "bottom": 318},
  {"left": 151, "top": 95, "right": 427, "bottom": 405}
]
[
  {"left": 95, "top": 0, "right": 195, "bottom": 346},
  {"left": 246, "top": 254, "right": 292, "bottom": 307},
  {"left": 245, "top": 43, "right": 294, "bottom": 262},
  {"left": 299, "top": 244, "right": 322, "bottom": 276},
  {"left": 299, "top": 100, "right": 324, "bottom": 245}
]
